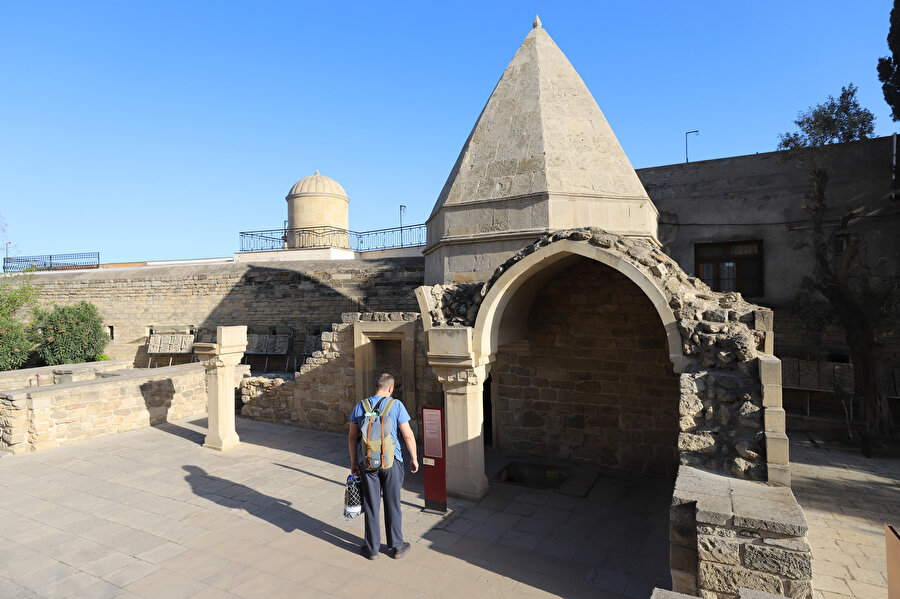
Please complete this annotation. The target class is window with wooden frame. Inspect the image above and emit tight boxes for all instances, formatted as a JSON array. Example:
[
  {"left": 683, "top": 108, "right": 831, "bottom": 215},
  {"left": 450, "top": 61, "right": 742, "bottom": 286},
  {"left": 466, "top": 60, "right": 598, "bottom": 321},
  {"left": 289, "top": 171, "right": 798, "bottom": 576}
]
[{"left": 695, "top": 240, "right": 763, "bottom": 297}]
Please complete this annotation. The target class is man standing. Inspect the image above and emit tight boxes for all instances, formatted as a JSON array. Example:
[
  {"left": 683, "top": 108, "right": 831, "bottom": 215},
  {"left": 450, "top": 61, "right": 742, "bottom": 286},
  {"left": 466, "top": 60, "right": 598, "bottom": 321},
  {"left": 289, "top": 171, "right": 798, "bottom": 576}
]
[{"left": 348, "top": 372, "right": 419, "bottom": 560}]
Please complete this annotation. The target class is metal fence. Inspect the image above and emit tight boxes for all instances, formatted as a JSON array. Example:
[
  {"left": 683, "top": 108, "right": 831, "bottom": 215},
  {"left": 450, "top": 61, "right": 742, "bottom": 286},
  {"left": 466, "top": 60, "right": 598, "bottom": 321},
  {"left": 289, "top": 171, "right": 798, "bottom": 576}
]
[
  {"left": 3, "top": 252, "right": 100, "bottom": 273},
  {"left": 239, "top": 224, "right": 426, "bottom": 253}
]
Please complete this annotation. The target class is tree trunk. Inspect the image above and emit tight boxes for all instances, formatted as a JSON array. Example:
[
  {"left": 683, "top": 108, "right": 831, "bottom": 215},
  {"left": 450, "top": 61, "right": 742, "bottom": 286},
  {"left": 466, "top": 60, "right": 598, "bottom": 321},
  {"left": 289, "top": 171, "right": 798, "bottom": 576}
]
[{"left": 806, "top": 165, "right": 895, "bottom": 436}]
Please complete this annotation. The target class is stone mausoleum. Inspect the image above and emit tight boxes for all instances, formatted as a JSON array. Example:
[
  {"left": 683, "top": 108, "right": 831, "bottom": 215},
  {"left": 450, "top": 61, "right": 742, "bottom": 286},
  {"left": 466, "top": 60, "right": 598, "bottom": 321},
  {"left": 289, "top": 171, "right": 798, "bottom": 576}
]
[{"left": 2, "top": 18, "right": 817, "bottom": 599}]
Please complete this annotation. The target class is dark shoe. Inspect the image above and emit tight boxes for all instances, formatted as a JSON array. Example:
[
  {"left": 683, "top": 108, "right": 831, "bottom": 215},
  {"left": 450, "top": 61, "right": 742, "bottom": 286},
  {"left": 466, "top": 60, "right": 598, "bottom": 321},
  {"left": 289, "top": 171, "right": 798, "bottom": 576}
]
[
  {"left": 360, "top": 545, "right": 378, "bottom": 560},
  {"left": 391, "top": 541, "right": 411, "bottom": 559}
]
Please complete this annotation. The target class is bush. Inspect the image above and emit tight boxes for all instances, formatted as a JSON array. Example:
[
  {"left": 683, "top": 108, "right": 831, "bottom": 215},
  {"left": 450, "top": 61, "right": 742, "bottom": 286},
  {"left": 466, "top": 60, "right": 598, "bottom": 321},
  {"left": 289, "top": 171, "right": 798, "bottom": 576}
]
[
  {"left": 0, "top": 317, "right": 31, "bottom": 371},
  {"left": 32, "top": 302, "right": 109, "bottom": 366}
]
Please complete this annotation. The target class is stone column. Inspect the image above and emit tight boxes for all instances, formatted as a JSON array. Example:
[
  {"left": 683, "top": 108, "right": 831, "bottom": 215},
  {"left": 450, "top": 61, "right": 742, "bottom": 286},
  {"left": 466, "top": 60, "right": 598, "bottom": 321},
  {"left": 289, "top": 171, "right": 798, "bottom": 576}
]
[
  {"left": 194, "top": 326, "right": 247, "bottom": 451},
  {"left": 434, "top": 365, "right": 490, "bottom": 501}
]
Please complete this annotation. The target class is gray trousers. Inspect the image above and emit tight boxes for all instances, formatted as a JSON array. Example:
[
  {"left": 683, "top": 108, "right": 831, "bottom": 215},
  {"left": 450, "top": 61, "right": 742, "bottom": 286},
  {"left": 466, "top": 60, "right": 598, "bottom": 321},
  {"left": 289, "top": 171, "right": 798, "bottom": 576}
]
[{"left": 361, "top": 460, "right": 404, "bottom": 555}]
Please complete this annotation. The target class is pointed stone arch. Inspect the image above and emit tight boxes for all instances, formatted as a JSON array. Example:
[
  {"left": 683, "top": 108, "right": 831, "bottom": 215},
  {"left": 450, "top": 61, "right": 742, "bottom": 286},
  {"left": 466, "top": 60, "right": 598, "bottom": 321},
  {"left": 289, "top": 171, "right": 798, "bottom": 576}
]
[{"left": 472, "top": 239, "right": 689, "bottom": 373}]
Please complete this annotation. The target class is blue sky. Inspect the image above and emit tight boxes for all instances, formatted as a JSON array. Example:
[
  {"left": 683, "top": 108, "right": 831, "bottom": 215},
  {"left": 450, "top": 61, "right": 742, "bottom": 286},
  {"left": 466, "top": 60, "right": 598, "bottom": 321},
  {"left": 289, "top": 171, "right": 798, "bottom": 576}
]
[{"left": 1, "top": 1, "right": 896, "bottom": 263}]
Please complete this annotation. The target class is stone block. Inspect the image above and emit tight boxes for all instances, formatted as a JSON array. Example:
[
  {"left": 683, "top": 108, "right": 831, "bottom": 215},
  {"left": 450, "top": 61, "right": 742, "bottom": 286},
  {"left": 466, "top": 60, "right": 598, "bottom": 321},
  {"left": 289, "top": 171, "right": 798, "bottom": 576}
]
[
  {"left": 695, "top": 495, "right": 733, "bottom": 526},
  {"left": 698, "top": 535, "right": 743, "bottom": 566},
  {"left": 743, "top": 543, "right": 811, "bottom": 580},
  {"left": 698, "top": 562, "right": 783, "bottom": 595},
  {"left": 762, "top": 384, "right": 782, "bottom": 408},
  {"left": 765, "top": 432, "right": 788, "bottom": 466},
  {"left": 763, "top": 407, "right": 785, "bottom": 433},
  {"left": 678, "top": 432, "right": 718, "bottom": 454},
  {"left": 753, "top": 309, "right": 773, "bottom": 332},
  {"left": 651, "top": 590, "right": 699, "bottom": 599},
  {"left": 737, "top": 589, "right": 788, "bottom": 599},
  {"left": 731, "top": 490, "right": 807, "bottom": 536},
  {"left": 783, "top": 579, "right": 812, "bottom": 599},
  {"left": 757, "top": 356, "right": 781, "bottom": 385},
  {"left": 766, "top": 464, "right": 791, "bottom": 487}
]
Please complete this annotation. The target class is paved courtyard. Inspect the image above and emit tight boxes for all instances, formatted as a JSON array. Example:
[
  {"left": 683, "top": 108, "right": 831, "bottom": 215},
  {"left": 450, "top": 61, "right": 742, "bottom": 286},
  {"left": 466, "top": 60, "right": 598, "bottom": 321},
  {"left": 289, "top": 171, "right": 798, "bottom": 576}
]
[
  {"left": 0, "top": 417, "right": 671, "bottom": 599},
  {"left": 791, "top": 437, "right": 900, "bottom": 599}
]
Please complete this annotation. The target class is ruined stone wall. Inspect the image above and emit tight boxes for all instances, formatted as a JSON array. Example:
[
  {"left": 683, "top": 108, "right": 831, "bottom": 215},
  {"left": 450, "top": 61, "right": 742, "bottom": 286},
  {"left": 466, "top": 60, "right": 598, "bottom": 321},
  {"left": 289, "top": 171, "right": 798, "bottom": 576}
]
[
  {"left": 671, "top": 466, "right": 812, "bottom": 599},
  {"left": 0, "top": 363, "right": 206, "bottom": 453},
  {"left": 31, "top": 258, "right": 424, "bottom": 366},
  {"left": 494, "top": 259, "right": 680, "bottom": 475},
  {"left": 240, "top": 313, "right": 441, "bottom": 434}
]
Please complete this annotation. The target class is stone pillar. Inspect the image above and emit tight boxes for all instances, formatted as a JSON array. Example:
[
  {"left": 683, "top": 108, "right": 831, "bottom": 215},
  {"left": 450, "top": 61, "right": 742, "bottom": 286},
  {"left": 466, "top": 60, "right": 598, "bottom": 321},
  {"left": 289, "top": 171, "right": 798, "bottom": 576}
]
[
  {"left": 425, "top": 325, "right": 489, "bottom": 501},
  {"left": 194, "top": 326, "right": 247, "bottom": 451},
  {"left": 434, "top": 365, "right": 490, "bottom": 501}
]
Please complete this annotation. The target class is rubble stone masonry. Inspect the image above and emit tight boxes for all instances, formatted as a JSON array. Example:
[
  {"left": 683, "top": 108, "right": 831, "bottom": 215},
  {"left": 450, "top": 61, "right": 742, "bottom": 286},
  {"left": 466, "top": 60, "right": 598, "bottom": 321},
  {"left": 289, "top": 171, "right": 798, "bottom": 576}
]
[{"left": 240, "top": 313, "right": 441, "bottom": 435}]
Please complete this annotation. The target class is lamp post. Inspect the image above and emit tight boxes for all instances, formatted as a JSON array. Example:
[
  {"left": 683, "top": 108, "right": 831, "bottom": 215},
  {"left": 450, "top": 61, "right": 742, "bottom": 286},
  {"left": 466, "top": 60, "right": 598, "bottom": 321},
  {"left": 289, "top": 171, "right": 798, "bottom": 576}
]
[
  {"left": 399, "top": 204, "right": 407, "bottom": 247},
  {"left": 685, "top": 130, "right": 699, "bottom": 163}
]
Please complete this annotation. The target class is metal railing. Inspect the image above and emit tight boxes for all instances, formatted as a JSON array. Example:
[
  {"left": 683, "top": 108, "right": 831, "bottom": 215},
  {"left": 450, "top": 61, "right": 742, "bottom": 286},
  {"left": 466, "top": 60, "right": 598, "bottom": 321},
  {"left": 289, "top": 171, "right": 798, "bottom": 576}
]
[
  {"left": 3, "top": 252, "right": 100, "bottom": 273},
  {"left": 239, "top": 224, "right": 426, "bottom": 253}
]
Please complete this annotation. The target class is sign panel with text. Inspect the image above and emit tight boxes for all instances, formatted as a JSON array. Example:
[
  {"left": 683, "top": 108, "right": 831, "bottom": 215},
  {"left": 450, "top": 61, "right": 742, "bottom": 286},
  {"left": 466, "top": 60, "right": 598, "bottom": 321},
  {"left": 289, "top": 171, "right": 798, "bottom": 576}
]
[{"left": 421, "top": 406, "right": 446, "bottom": 513}]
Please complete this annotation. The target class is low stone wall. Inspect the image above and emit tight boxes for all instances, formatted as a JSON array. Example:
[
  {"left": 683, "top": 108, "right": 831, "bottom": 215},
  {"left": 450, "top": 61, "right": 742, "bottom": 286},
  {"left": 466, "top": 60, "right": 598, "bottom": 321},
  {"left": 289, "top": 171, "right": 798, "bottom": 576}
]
[
  {"left": 0, "top": 360, "right": 134, "bottom": 391},
  {"left": 670, "top": 466, "right": 812, "bottom": 599},
  {"left": 0, "top": 364, "right": 206, "bottom": 453}
]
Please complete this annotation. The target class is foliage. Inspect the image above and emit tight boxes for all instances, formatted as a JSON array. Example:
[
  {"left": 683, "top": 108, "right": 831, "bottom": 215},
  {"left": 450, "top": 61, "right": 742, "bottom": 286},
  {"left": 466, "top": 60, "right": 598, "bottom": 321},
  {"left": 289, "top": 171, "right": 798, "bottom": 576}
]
[
  {"left": 777, "top": 84, "right": 874, "bottom": 150},
  {"left": 96, "top": 353, "right": 112, "bottom": 361},
  {"left": 0, "top": 270, "right": 40, "bottom": 320},
  {"left": 32, "top": 302, "right": 109, "bottom": 366},
  {"left": 0, "top": 268, "right": 40, "bottom": 370},
  {"left": 0, "top": 317, "right": 32, "bottom": 371},
  {"left": 878, "top": 0, "right": 900, "bottom": 121}
]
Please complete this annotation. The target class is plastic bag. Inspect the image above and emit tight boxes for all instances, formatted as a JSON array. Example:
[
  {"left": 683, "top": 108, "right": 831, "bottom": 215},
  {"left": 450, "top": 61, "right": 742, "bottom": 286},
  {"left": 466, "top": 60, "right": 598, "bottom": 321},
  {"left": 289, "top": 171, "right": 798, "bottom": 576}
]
[{"left": 344, "top": 474, "right": 362, "bottom": 520}]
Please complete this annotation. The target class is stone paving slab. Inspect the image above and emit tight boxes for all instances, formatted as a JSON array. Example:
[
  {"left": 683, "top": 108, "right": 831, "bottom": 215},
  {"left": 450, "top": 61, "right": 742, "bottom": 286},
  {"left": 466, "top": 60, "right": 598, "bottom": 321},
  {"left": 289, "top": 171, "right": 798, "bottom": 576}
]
[
  {"left": 790, "top": 438, "right": 900, "bottom": 599},
  {"left": 0, "top": 417, "right": 671, "bottom": 598}
]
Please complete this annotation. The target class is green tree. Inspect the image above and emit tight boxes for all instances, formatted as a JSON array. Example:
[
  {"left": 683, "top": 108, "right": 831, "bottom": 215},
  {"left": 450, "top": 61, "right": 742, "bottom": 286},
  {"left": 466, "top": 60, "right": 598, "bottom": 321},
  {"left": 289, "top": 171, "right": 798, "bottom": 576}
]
[
  {"left": 0, "top": 267, "right": 40, "bottom": 370},
  {"left": 32, "top": 302, "right": 109, "bottom": 366},
  {"left": 777, "top": 84, "right": 874, "bottom": 150},
  {"left": 878, "top": 0, "right": 900, "bottom": 121},
  {"left": 778, "top": 86, "right": 897, "bottom": 437}
]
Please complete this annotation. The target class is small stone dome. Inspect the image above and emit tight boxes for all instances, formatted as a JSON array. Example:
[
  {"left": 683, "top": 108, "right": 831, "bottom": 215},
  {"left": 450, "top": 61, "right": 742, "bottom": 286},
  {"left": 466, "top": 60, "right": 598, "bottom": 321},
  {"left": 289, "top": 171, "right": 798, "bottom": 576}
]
[{"left": 287, "top": 170, "right": 348, "bottom": 200}]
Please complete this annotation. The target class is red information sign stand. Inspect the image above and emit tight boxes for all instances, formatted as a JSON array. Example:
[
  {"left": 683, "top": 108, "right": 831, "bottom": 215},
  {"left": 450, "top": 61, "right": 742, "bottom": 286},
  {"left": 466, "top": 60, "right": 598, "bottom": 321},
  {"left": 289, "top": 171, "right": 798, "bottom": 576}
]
[{"left": 421, "top": 406, "right": 447, "bottom": 513}]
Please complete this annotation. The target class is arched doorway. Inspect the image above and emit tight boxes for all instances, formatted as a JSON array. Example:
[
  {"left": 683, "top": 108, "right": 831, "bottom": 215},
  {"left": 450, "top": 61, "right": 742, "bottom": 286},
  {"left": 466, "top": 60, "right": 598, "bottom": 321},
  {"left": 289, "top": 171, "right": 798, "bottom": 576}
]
[{"left": 489, "top": 256, "right": 680, "bottom": 475}]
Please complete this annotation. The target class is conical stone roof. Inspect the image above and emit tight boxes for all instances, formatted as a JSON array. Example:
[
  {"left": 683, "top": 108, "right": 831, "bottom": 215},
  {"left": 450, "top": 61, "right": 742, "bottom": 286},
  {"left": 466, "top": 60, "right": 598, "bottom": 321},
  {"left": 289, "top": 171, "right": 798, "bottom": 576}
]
[{"left": 425, "top": 18, "right": 659, "bottom": 284}]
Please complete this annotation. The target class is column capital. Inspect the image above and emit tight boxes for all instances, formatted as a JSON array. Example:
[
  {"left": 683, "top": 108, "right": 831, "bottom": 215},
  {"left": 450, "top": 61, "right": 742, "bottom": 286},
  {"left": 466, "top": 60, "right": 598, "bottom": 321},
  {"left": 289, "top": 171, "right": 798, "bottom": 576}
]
[{"left": 432, "top": 364, "right": 490, "bottom": 389}]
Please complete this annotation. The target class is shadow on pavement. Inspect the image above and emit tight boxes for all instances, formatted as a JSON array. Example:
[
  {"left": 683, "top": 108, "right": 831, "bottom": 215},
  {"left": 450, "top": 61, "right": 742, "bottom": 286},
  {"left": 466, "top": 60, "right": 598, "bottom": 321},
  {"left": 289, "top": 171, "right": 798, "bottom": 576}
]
[{"left": 182, "top": 464, "right": 360, "bottom": 554}]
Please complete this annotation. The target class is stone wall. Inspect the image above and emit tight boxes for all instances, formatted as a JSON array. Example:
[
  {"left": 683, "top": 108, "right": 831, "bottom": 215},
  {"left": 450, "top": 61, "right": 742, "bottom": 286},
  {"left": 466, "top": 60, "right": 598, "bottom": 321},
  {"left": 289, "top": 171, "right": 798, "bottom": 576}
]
[
  {"left": 0, "top": 363, "right": 206, "bottom": 453},
  {"left": 240, "top": 312, "right": 441, "bottom": 435},
  {"left": 671, "top": 466, "right": 812, "bottom": 599},
  {"left": 0, "top": 360, "right": 133, "bottom": 391},
  {"left": 638, "top": 136, "right": 897, "bottom": 308},
  {"left": 493, "top": 259, "right": 680, "bottom": 475},
  {"left": 32, "top": 258, "right": 424, "bottom": 366}
]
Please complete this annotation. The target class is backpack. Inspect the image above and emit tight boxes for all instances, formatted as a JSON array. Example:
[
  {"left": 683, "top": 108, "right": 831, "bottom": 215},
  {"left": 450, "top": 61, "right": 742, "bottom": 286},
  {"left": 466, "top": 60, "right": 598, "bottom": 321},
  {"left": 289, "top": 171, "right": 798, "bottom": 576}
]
[{"left": 358, "top": 396, "right": 398, "bottom": 471}]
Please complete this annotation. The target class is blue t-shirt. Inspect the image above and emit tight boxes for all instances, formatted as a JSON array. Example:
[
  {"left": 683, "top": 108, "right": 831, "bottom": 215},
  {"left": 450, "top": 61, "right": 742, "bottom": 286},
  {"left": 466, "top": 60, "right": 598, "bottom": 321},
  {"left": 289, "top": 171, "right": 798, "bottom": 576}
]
[{"left": 349, "top": 395, "right": 410, "bottom": 462}]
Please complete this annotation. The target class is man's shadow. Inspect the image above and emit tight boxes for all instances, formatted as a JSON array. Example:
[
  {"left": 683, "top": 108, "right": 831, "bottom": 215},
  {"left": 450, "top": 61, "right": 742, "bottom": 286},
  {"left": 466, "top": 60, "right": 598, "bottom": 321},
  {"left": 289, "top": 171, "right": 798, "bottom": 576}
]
[{"left": 182, "top": 465, "right": 360, "bottom": 553}]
